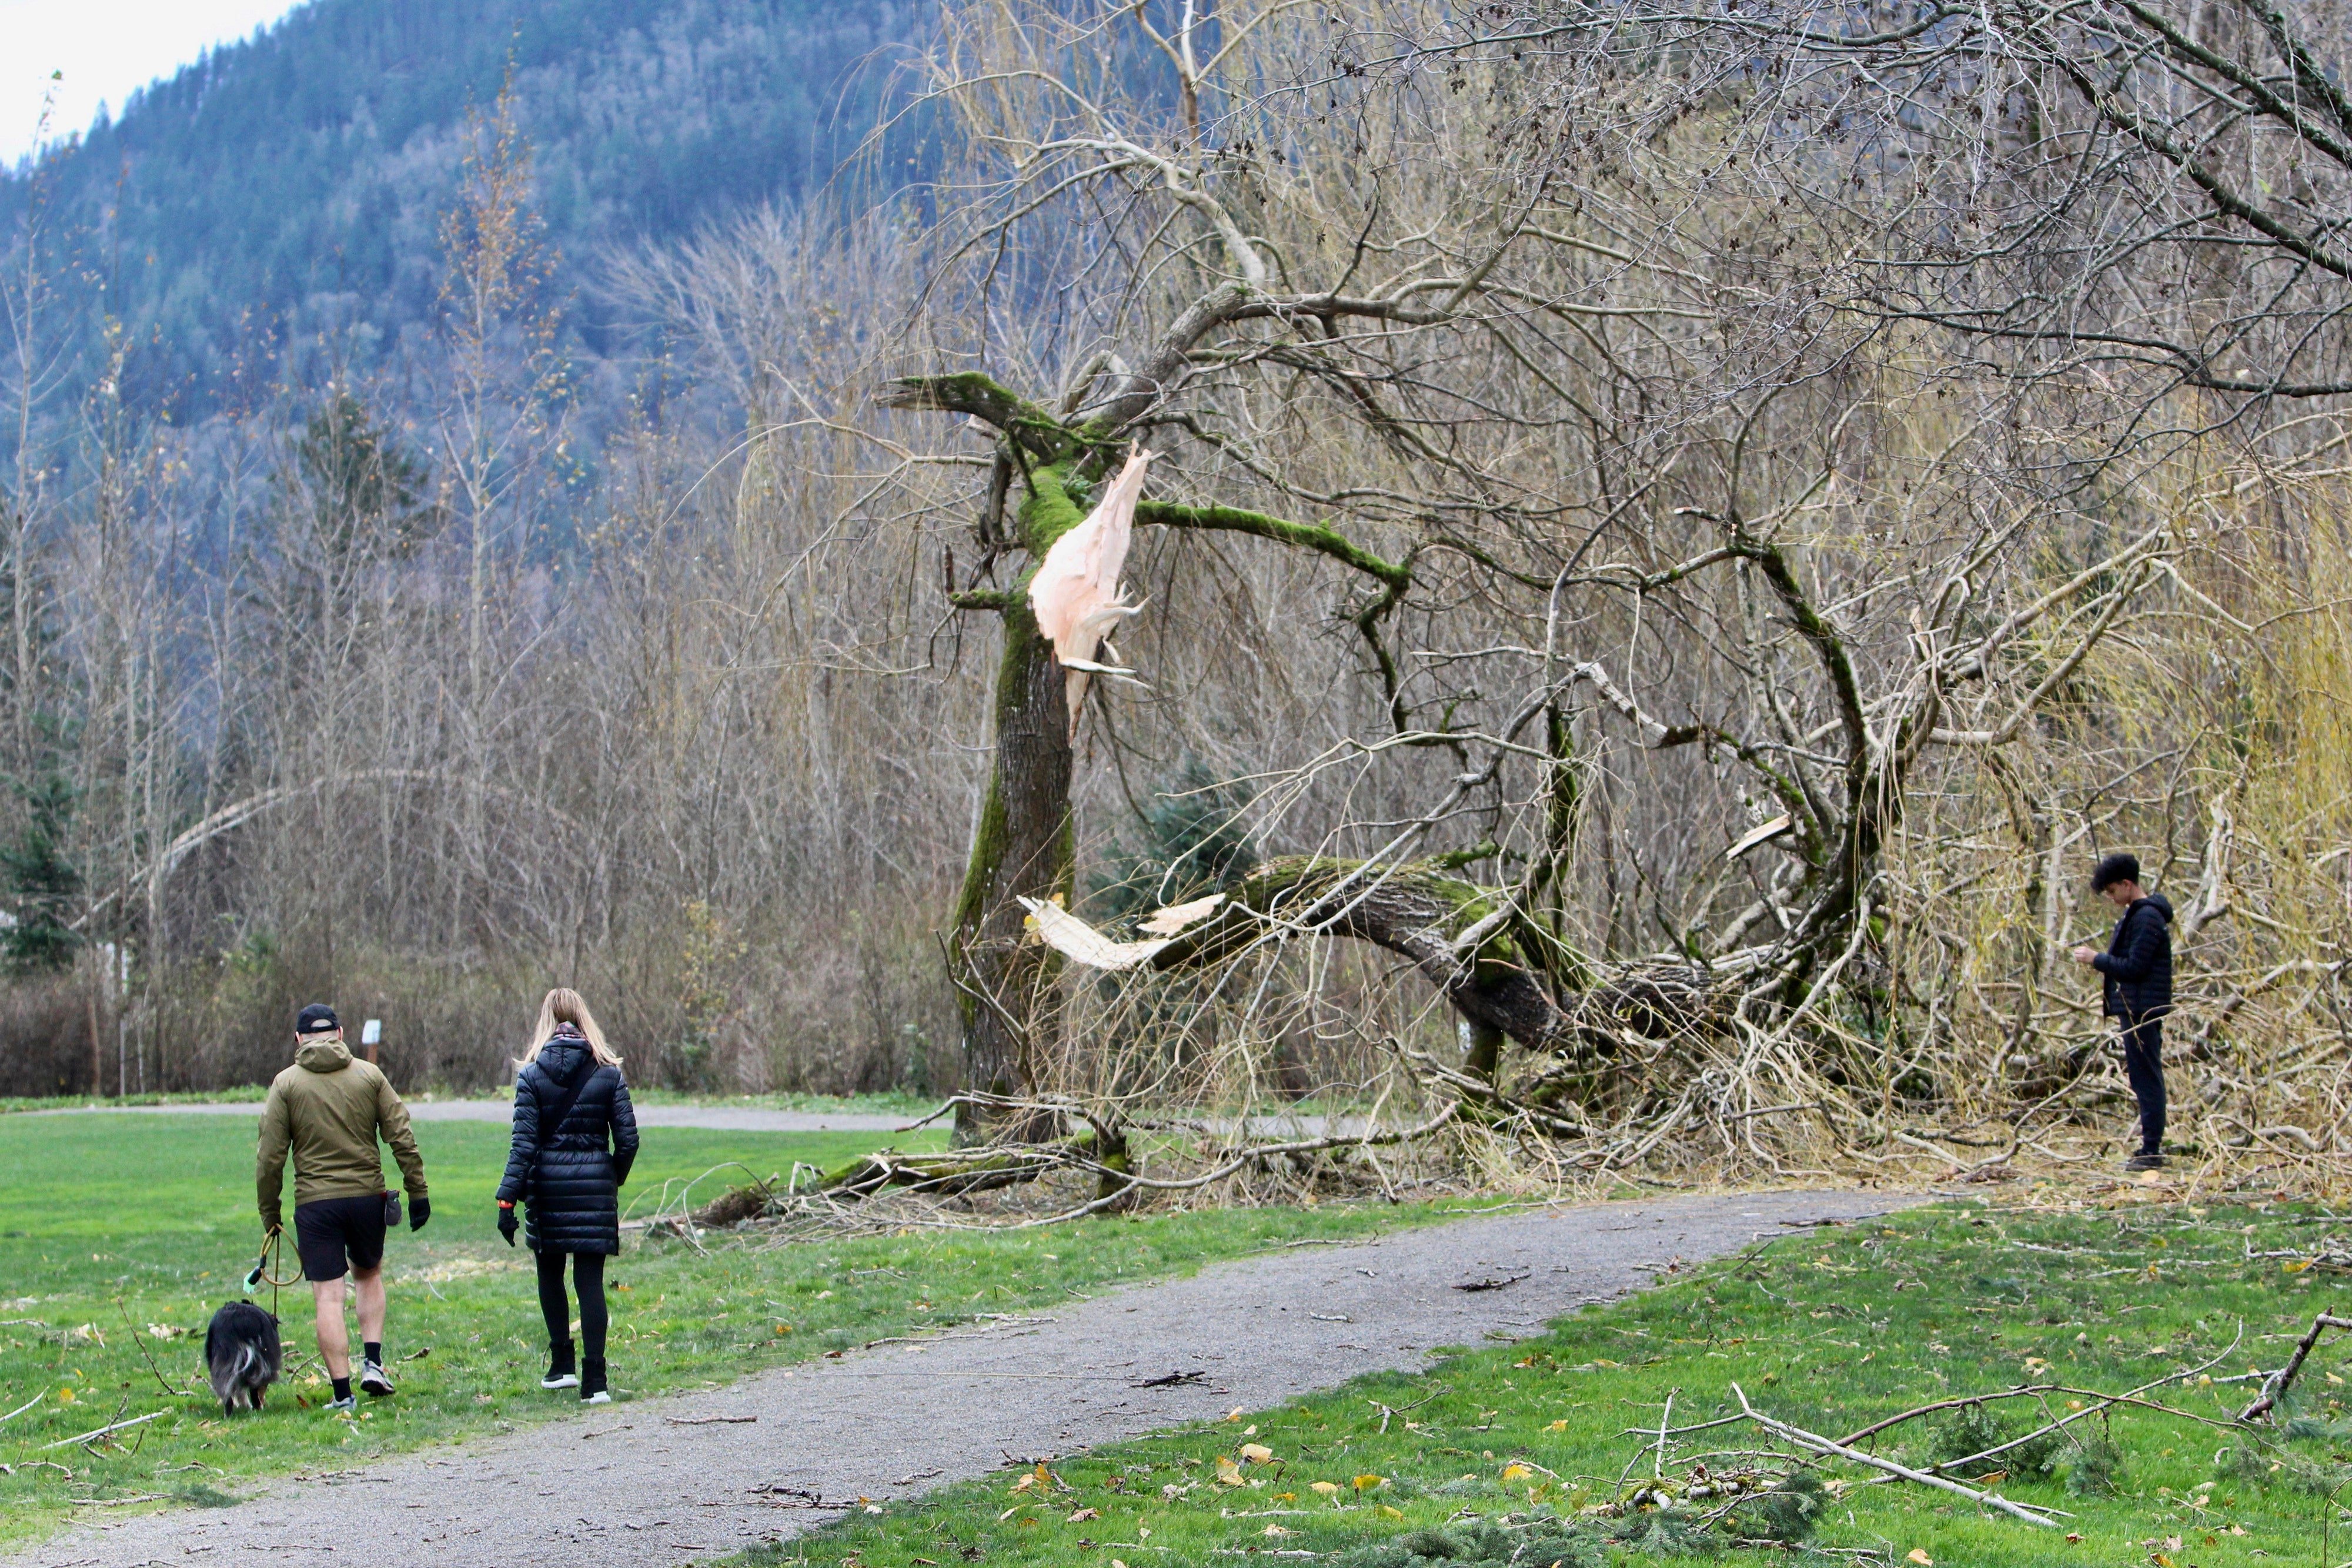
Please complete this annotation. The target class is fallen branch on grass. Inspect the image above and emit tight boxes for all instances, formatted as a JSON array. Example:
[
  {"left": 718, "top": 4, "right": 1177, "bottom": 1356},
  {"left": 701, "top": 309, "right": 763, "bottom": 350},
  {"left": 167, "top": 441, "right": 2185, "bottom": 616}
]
[
  {"left": 680, "top": 1093, "right": 1464, "bottom": 1234},
  {"left": 118, "top": 1297, "right": 195, "bottom": 1399},
  {"left": 1728, "top": 1383, "right": 2064, "bottom": 1527},
  {"left": 39, "top": 1411, "right": 163, "bottom": 1450},
  {"left": 1823, "top": 1325, "right": 2250, "bottom": 1482},
  {"left": 2238, "top": 1312, "right": 2352, "bottom": 1423}
]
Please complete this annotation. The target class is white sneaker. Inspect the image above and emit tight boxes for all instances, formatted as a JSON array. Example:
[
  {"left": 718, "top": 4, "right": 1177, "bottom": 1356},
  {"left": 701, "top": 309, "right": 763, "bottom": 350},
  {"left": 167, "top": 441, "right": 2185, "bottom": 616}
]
[
  {"left": 583, "top": 1389, "right": 612, "bottom": 1406},
  {"left": 358, "top": 1360, "right": 395, "bottom": 1398},
  {"left": 324, "top": 1394, "right": 358, "bottom": 1415},
  {"left": 542, "top": 1370, "right": 579, "bottom": 1390}
]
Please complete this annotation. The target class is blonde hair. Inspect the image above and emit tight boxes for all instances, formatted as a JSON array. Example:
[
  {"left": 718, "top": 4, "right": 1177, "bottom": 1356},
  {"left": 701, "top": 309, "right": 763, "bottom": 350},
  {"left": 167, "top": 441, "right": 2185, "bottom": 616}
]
[{"left": 517, "top": 987, "right": 623, "bottom": 1069}]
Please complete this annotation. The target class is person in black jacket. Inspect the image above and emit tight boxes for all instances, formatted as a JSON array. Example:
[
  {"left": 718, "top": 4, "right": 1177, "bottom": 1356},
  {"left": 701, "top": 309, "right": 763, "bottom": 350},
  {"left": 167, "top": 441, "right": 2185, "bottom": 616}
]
[
  {"left": 2070, "top": 852, "right": 2174, "bottom": 1172},
  {"left": 496, "top": 988, "right": 639, "bottom": 1403}
]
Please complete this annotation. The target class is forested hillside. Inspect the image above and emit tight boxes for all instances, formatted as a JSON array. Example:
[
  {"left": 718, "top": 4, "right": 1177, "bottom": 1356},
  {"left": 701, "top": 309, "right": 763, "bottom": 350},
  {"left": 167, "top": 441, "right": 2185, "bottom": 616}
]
[{"left": 1, "top": 0, "right": 922, "bottom": 407}]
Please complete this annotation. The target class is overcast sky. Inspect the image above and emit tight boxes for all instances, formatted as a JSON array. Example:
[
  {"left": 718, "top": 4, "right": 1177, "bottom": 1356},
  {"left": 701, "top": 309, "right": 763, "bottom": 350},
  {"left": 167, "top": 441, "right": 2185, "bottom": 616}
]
[{"left": 4, "top": 1, "right": 306, "bottom": 165}]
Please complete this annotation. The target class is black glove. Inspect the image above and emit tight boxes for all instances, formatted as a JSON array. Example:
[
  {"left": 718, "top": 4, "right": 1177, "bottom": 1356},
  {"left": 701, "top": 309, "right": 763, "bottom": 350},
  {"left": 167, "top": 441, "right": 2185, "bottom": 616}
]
[
  {"left": 497, "top": 1205, "right": 518, "bottom": 1246},
  {"left": 409, "top": 1195, "right": 431, "bottom": 1232}
]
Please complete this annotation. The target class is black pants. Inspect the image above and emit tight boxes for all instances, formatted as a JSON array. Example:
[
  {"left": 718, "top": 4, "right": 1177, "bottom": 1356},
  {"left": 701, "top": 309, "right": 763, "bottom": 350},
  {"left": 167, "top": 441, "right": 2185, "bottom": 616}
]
[
  {"left": 534, "top": 1249, "right": 608, "bottom": 1361},
  {"left": 2120, "top": 1015, "right": 2166, "bottom": 1154}
]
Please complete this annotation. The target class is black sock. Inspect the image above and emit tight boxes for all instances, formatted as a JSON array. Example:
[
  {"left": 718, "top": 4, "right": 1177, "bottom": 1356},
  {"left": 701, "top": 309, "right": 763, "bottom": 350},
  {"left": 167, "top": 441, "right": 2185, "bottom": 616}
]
[
  {"left": 331, "top": 1376, "right": 352, "bottom": 1401},
  {"left": 363, "top": 1342, "right": 382, "bottom": 1366}
]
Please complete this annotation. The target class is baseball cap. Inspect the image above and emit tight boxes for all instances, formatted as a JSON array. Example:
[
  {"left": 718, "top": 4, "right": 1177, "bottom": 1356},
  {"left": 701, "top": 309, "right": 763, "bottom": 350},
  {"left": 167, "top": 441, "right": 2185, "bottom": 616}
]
[{"left": 295, "top": 1004, "right": 340, "bottom": 1035}]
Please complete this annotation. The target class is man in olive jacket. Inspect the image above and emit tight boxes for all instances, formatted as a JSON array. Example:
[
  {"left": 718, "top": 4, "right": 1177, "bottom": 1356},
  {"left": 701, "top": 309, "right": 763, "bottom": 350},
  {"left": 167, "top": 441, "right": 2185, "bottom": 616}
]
[
  {"left": 2070, "top": 853, "right": 2174, "bottom": 1172},
  {"left": 256, "top": 1004, "right": 430, "bottom": 1412}
]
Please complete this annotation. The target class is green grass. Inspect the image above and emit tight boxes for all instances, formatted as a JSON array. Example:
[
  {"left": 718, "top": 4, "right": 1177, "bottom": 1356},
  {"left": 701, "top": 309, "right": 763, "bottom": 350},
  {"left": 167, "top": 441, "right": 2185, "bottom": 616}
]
[
  {"left": 0, "top": 1111, "right": 1452, "bottom": 1547},
  {"left": 757, "top": 1198, "right": 2352, "bottom": 1568},
  {"left": 0, "top": 1086, "right": 938, "bottom": 1116},
  {"left": 0, "top": 1087, "right": 272, "bottom": 1114}
]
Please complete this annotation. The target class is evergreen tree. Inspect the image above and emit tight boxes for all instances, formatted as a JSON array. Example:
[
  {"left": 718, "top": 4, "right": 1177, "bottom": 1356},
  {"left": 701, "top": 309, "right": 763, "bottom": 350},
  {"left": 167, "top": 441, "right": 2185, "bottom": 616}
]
[
  {"left": 1, "top": 772, "right": 81, "bottom": 972},
  {"left": 295, "top": 389, "right": 434, "bottom": 566},
  {"left": 1090, "top": 761, "right": 1258, "bottom": 922}
]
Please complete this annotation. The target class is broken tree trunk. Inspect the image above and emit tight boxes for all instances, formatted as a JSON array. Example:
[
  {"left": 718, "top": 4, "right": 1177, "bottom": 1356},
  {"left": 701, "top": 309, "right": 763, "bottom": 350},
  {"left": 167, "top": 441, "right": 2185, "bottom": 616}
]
[{"left": 947, "top": 590, "right": 1075, "bottom": 1141}]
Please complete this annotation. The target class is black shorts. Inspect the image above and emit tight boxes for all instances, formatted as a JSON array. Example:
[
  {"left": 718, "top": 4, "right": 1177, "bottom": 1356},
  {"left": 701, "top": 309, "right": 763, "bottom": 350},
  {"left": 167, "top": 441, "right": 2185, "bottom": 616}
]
[{"left": 293, "top": 1195, "right": 387, "bottom": 1282}]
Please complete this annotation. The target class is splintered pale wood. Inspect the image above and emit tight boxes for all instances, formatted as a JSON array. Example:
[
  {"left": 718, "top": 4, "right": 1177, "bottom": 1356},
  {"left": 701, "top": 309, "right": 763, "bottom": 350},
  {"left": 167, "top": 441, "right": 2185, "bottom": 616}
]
[{"left": 1020, "top": 896, "right": 1171, "bottom": 970}]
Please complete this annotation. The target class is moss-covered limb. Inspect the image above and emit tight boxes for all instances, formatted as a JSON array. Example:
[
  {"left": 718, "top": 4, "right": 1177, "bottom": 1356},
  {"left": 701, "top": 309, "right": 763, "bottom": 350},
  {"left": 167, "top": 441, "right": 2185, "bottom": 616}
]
[
  {"left": 874, "top": 373, "right": 1074, "bottom": 460},
  {"left": 1015, "top": 461, "right": 1090, "bottom": 558},
  {"left": 1728, "top": 526, "right": 1869, "bottom": 774},
  {"left": 1354, "top": 570, "right": 1418, "bottom": 739},
  {"left": 1149, "top": 855, "right": 1586, "bottom": 1054},
  {"left": 948, "top": 588, "right": 1018, "bottom": 611},
  {"left": 1133, "top": 499, "right": 1411, "bottom": 589},
  {"left": 1431, "top": 839, "right": 1499, "bottom": 870}
]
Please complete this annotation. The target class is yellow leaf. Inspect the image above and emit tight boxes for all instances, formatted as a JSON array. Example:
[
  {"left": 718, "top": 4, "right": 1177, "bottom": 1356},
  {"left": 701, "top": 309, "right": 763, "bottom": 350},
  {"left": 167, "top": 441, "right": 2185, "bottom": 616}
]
[
  {"left": 1272, "top": 1492, "right": 1296, "bottom": 1502},
  {"left": 1010, "top": 1475, "right": 1035, "bottom": 1493},
  {"left": 1262, "top": 1524, "right": 1297, "bottom": 1538},
  {"left": 1215, "top": 1457, "right": 1247, "bottom": 1486},
  {"left": 1353, "top": 1474, "right": 1386, "bottom": 1492},
  {"left": 1377, "top": 1505, "right": 1405, "bottom": 1520},
  {"left": 1226, "top": 1407, "right": 1245, "bottom": 1421},
  {"left": 1240, "top": 1443, "right": 1275, "bottom": 1464},
  {"left": 1544, "top": 1419, "right": 1568, "bottom": 1432},
  {"left": 1501, "top": 1464, "right": 1532, "bottom": 1482},
  {"left": 1309, "top": 1482, "right": 1341, "bottom": 1498},
  {"left": 1907, "top": 1552, "right": 1933, "bottom": 1566}
]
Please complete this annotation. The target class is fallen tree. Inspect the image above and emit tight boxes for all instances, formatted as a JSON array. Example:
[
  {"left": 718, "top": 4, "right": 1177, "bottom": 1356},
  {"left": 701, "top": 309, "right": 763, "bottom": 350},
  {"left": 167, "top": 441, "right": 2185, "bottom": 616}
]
[{"left": 813, "top": 0, "right": 2352, "bottom": 1185}]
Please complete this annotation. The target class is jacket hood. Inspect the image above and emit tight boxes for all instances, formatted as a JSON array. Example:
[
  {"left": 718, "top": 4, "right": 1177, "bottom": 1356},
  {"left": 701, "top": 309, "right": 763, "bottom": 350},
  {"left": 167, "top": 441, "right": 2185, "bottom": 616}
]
[
  {"left": 295, "top": 1039, "right": 353, "bottom": 1073},
  {"left": 536, "top": 1032, "right": 590, "bottom": 1086},
  {"left": 2138, "top": 894, "right": 2174, "bottom": 922}
]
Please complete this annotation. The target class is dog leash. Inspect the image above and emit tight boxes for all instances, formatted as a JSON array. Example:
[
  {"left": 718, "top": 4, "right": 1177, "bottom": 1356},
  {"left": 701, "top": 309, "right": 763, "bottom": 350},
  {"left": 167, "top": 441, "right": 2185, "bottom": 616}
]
[{"left": 243, "top": 1227, "right": 300, "bottom": 1319}]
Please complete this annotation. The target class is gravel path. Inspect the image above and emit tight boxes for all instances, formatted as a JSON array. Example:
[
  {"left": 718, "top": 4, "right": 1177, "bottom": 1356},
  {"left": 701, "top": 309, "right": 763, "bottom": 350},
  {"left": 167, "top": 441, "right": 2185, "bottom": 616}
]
[
  {"left": 15, "top": 1188, "right": 1923, "bottom": 1568},
  {"left": 18, "top": 1101, "right": 930, "bottom": 1133}
]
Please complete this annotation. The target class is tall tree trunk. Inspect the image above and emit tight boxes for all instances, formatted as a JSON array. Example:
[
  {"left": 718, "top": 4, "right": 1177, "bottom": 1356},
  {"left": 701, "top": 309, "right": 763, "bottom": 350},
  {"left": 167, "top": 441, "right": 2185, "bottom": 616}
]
[{"left": 949, "top": 597, "right": 1074, "bottom": 1139}]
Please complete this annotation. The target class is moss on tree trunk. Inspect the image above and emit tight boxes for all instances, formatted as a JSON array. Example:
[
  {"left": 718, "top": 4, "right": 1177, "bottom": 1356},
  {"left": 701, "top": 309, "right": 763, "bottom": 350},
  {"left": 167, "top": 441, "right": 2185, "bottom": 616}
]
[{"left": 947, "top": 464, "right": 1090, "bottom": 1139}]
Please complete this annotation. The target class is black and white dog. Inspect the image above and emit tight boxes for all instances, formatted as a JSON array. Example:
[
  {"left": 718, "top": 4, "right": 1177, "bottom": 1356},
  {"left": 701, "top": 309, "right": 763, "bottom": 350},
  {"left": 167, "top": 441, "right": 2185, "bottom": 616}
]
[{"left": 203, "top": 1301, "right": 282, "bottom": 1415}]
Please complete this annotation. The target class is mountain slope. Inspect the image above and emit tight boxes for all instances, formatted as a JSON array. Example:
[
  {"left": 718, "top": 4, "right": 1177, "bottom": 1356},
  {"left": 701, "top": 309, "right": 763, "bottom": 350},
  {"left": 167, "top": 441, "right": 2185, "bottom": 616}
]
[{"left": 2, "top": 0, "right": 926, "bottom": 406}]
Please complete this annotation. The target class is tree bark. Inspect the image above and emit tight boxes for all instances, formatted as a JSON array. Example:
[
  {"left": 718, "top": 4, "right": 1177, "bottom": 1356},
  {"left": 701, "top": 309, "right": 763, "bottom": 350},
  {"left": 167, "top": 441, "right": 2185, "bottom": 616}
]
[
  {"left": 949, "top": 603, "right": 1073, "bottom": 1138},
  {"left": 946, "top": 458, "right": 1091, "bottom": 1141}
]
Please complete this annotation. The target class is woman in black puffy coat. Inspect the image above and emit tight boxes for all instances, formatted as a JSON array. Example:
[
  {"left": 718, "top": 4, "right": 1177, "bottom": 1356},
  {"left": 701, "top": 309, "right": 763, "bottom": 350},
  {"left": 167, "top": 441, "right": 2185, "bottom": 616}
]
[{"left": 497, "top": 988, "right": 639, "bottom": 1403}]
